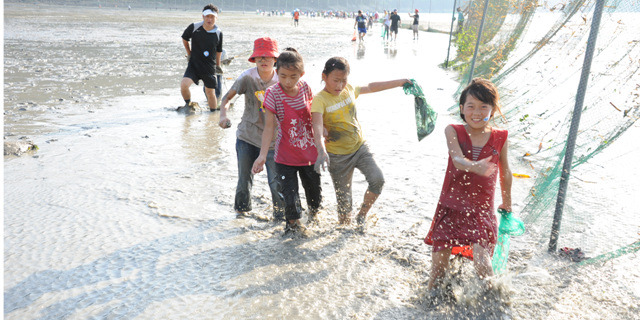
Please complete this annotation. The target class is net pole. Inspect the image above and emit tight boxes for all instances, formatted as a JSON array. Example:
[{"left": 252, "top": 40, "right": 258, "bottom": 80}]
[
  {"left": 444, "top": 0, "right": 457, "bottom": 68},
  {"left": 467, "top": 0, "right": 490, "bottom": 84},
  {"left": 548, "top": 0, "right": 606, "bottom": 253}
]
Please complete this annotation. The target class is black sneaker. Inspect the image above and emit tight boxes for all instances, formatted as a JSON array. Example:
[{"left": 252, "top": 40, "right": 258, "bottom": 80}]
[
  {"left": 307, "top": 208, "right": 320, "bottom": 224},
  {"left": 273, "top": 212, "right": 286, "bottom": 222},
  {"left": 283, "top": 221, "right": 308, "bottom": 238}
]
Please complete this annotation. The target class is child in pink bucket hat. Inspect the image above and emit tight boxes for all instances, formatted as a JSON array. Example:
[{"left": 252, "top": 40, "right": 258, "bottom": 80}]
[
  {"left": 248, "top": 37, "right": 279, "bottom": 63},
  {"left": 218, "top": 37, "right": 285, "bottom": 221}
]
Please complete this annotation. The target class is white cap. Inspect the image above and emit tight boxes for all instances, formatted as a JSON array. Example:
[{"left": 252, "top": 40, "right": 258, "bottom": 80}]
[{"left": 202, "top": 9, "right": 217, "bottom": 17}]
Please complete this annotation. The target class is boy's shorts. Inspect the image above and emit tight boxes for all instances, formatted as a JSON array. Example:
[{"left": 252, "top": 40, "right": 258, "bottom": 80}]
[
  {"left": 328, "top": 143, "right": 384, "bottom": 216},
  {"left": 412, "top": 24, "right": 419, "bottom": 32},
  {"left": 183, "top": 63, "right": 217, "bottom": 89},
  {"left": 358, "top": 27, "right": 367, "bottom": 34},
  {"left": 390, "top": 25, "right": 399, "bottom": 33}
]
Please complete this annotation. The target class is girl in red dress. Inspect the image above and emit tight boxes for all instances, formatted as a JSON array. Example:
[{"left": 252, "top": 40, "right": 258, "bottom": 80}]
[{"left": 425, "top": 78, "right": 512, "bottom": 294}]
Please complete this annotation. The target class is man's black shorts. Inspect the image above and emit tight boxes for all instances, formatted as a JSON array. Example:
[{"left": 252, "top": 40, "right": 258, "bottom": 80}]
[{"left": 183, "top": 63, "right": 217, "bottom": 89}]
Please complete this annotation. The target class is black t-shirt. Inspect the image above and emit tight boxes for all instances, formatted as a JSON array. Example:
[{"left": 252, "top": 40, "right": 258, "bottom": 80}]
[
  {"left": 390, "top": 14, "right": 401, "bottom": 28},
  {"left": 356, "top": 15, "right": 367, "bottom": 29},
  {"left": 182, "top": 21, "right": 223, "bottom": 74},
  {"left": 413, "top": 13, "right": 419, "bottom": 25}
]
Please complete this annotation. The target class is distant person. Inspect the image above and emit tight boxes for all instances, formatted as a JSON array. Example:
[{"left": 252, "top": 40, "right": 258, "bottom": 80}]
[
  {"left": 383, "top": 10, "right": 391, "bottom": 40},
  {"left": 424, "top": 78, "right": 512, "bottom": 303},
  {"left": 409, "top": 9, "right": 419, "bottom": 40},
  {"left": 354, "top": 10, "right": 367, "bottom": 42},
  {"left": 456, "top": 7, "right": 466, "bottom": 34},
  {"left": 367, "top": 15, "right": 373, "bottom": 30},
  {"left": 389, "top": 9, "right": 401, "bottom": 41},
  {"left": 180, "top": 4, "right": 223, "bottom": 111},
  {"left": 311, "top": 57, "right": 410, "bottom": 230},
  {"left": 293, "top": 9, "right": 300, "bottom": 26},
  {"left": 252, "top": 48, "right": 321, "bottom": 237},
  {"left": 218, "top": 37, "right": 285, "bottom": 220}
]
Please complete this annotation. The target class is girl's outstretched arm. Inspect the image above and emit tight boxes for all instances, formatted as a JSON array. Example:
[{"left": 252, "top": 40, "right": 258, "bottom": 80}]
[
  {"left": 445, "top": 125, "right": 497, "bottom": 177},
  {"left": 359, "top": 78, "right": 410, "bottom": 95},
  {"left": 252, "top": 110, "right": 276, "bottom": 174},
  {"left": 498, "top": 139, "right": 513, "bottom": 212}
]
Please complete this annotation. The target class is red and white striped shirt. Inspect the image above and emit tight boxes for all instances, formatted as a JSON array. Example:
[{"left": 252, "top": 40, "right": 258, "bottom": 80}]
[{"left": 263, "top": 81, "right": 318, "bottom": 166}]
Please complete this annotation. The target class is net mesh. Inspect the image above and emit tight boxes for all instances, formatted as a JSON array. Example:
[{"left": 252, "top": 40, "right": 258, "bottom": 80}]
[{"left": 448, "top": 0, "right": 640, "bottom": 262}]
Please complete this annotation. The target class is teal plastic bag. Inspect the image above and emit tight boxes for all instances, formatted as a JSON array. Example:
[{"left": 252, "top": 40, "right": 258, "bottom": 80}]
[
  {"left": 492, "top": 208, "right": 525, "bottom": 274},
  {"left": 403, "top": 79, "right": 437, "bottom": 141}
]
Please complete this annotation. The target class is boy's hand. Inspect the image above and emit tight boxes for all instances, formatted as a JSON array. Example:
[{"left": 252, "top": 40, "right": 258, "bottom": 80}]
[
  {"left": 185, "top": 54, "right": 190, "bottom": 61},
  {"left": 215, "top": 65, "right": 224, "bottom": 75},
  {"left": 252, "top": 155, "right": 267, "bottom": 174},
  {"left": 218, "top": 115, "right": 231, "bottom": 129},
  {"left": 314, "top": 152, "right": 330, "bottom": 174}
]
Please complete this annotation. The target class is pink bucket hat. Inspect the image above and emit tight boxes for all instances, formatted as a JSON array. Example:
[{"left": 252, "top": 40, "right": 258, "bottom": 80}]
[{"left": 248, "top": 37, "right": 279, "bottom": 62}]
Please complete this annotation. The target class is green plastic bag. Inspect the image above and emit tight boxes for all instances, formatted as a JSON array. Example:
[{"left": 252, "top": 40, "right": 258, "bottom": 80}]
[
  {"left": 492, "top": 208, "right": 525, "bottom": 274},
  {"left": 403, "top": 79, "right": 437, "bottom": 141}
]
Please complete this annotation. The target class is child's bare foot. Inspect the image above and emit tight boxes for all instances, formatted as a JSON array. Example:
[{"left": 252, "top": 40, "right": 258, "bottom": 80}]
[
  {"left": 338, "top": 213, "right": 351, "bottom": 225},
  {"left": 355, "top": 214, "right": 367, "bottom": 233}
]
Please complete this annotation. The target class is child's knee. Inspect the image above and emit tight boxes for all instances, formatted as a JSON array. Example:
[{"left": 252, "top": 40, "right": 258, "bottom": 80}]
[{"left": 368, "top": 174, "right": 385, "bottom": 194}]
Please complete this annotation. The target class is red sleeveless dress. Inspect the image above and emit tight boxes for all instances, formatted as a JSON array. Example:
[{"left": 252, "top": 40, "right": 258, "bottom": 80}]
[{"left": 424, "top": 124, "right": 508, "bottom": 259}]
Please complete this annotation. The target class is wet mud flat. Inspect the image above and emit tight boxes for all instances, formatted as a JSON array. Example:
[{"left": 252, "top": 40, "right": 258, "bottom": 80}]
[{"left": 4, "top": 3, "right": 640, "bottom": 320}]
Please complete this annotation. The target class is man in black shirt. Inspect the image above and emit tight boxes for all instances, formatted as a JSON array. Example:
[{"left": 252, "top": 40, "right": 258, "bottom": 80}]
[
  {"left": 390, "top": 9, "right": 401, "bottom": 41},
  {"left": 180, "top": 4, "right": 223, "bottom": 111}
]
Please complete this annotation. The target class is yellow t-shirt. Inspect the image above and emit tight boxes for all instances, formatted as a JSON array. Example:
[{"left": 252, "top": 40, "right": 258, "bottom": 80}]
[{"left": 310, "top": 84, "right": 364, "bottom": 155}]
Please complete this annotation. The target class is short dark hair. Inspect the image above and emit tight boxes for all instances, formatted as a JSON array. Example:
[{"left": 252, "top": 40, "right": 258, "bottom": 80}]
[
  {"left": 203, "top": 4, "right": 218, "bottom": 13},
  {"left": 276, "top": 47, "right": 304, "bottom": 72},
  {"left": 459, "top": 78, "right": 504, "bottom": 122},
  {"left": 322, "top": 57, "right": 350, "bottom": 76}
]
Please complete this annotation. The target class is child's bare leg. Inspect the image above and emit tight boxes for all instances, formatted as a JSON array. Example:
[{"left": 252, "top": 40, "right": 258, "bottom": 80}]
[
  {"left": 204, "top": 87, "right": 218, "bottom": 111},
  {"left": 180, "top": 77, "right": 194, "bottom": 101},
  {"left": 356, "top": 190, "right": 379, "bottom": 219},
  {"left": 428, "top": 248, "right": 452, "bottom": 290},
  {"left": 472, "top": 243, "right": 494, "bottom": 282}
]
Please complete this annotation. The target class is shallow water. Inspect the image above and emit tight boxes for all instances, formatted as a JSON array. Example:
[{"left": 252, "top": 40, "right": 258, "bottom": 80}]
[{"left": 4, "top": 3, "right": 640, "bottom": 320}]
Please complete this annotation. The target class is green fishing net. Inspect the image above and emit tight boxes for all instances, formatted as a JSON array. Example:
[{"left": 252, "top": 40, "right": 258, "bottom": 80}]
[
  {"left": 403, "top": 79, "right": 437, "bottom": 141},
  {"left": 492, "top": 208, "right": 525, "bottom": 274}
]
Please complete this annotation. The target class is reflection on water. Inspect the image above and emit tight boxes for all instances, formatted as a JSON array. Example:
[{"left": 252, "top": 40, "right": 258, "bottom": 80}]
[
  {"left": 357, "top": 42, "right": 366, "bottom": 59},
  {"left": 181, "top": 112, "right": 226, "bottom": 163}
]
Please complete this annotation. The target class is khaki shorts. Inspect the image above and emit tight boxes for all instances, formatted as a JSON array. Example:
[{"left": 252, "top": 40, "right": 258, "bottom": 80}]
[{"left": 328, "top": 143, "right": 384, "bottom": 216}]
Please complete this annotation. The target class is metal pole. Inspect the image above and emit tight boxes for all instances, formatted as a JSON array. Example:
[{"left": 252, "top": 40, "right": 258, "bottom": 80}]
[
  {"left": 428, "top": 0, "right": 431, "bottom": 29},
  {"left": 467, "top": 0, "right": 490, "bottom": 83},
  {"left": 444, "top": 0, "right": 457, "bottom": 68},
  {"left": 548, "top": 0, "right": 606, "bottom": 253}
]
